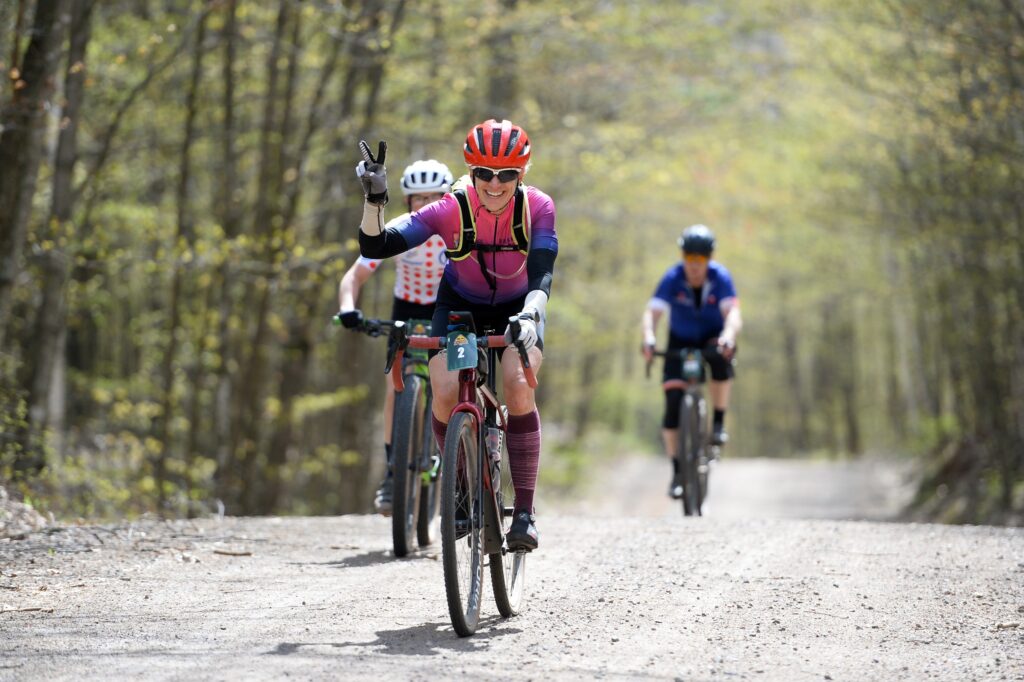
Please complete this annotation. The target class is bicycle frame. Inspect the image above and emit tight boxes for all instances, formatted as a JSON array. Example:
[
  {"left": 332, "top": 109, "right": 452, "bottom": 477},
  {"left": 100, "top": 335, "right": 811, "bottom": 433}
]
[
  {"left": 649, "top": 347, "right": 712, "bottom": 516},
  {"left": 391, "top": 324, "right": 536, "bottom": 554}
]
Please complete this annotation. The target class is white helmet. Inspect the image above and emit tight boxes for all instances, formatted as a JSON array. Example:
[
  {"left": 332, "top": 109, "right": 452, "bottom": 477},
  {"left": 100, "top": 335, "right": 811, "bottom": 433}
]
[{"left": 401, "top": 159, "right": 454, "bottom": 196}]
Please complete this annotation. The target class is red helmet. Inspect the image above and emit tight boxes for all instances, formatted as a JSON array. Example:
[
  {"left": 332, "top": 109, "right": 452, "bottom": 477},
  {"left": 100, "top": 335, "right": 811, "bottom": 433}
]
[{"left": 463, "top": 119, "right": 531, "bottom": 169}]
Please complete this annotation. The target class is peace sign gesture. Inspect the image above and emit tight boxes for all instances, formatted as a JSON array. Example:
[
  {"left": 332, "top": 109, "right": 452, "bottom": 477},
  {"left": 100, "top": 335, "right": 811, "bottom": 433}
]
[{"left": 356, "top": 139, "right": 389, "bottom": 205}]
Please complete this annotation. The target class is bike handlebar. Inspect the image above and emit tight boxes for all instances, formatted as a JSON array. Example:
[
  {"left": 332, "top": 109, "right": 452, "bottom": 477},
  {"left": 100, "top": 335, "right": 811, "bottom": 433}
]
[
  {"left": 332, "top": 313, "right": 397, "bottom": 338},
  {"left": 392, "top": 331, "right": 538, "bottom": 392},
  {"left": 644, "top": 347, "right": 704, "bottom": 379},
  {"left": 334, "top": 314, "right": 539, "bottom": 391}
]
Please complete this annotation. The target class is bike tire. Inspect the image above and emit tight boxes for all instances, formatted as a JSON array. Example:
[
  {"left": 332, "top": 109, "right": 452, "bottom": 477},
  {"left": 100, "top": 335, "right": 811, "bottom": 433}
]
[
  {"left": 678, "top": 393, "right": 701, "bottom": 516},
  {"left": 686, "top": 394, "right": 705, "bottom": 516},
  {"left": 390, "top": 375, "right": 423, "bottom": 557},
  {"left": 417, "top": 392, "right": 441, "bottom": 547},
  {"left": 441, "top": 411, "right": 483, "bottom": 637},
  {"left": 489, "top": 425, "right": 526, "bottom": 618}
]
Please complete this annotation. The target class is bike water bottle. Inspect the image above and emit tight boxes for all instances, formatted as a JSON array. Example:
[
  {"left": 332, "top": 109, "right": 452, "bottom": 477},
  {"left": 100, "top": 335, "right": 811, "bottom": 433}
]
[{"left": 486, "top": 426, "right": 503, "bottom": 463}]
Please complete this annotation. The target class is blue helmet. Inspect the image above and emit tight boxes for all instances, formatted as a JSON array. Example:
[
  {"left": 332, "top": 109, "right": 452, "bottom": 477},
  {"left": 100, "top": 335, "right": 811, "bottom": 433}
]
[{"left": 678, "top": 224, "right": 715, "bottom": 255}]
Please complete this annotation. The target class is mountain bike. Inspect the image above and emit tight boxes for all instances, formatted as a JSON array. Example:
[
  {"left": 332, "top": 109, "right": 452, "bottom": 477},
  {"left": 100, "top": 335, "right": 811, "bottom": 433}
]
[
  {"left": 335, "top": 315, "right": 441, "bottom": 557},
  {"left": 387, "top": 311, "right": 537, "bottom": 637},
  {"left": 647, "top": 348, "right": 719, "bottom": 516}
]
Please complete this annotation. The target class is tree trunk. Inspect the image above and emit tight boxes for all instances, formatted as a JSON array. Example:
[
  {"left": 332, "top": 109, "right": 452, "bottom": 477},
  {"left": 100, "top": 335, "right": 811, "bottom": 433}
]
[
  {"left": 23, "top": 0, "right": 95, "bottom": 465},
  {"left": 155, "top": 11, "right": 208, "bottom": 512},
  {"left": 232, "top": 0, "right": 291, "bottom": 513},
  {"left": 212, "top": 0, "right": 240, "bottom": 504},
  {"left": 0, "top": 0, "right": 69, "bottom": 351},
  {"left": 484, "top": 0, "right": 519, "bottom": 118},
  {"left": 778, "top": 278, "right": 810, "bottom": 452}
]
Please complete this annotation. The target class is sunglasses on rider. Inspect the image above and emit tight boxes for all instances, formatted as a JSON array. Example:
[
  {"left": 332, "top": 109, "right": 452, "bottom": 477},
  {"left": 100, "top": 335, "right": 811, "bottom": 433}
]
[
  {"left": 472, "top": 167, "right": 521, "bottom": 183},
  {"left": 683, "top": 253, "right": 710, "bottom": 264}
]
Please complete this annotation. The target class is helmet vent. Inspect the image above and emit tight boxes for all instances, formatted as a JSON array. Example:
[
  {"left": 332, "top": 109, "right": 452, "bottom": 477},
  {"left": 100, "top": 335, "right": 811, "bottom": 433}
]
[
  {"left": 474, "top": 127, "right": 486, "bottom": 155},
  {"left": 491, "top": 127, "right": 503, "bottom": 156},
  {"left": 506, "top": 129, "right": 520, "bottom": 155}
]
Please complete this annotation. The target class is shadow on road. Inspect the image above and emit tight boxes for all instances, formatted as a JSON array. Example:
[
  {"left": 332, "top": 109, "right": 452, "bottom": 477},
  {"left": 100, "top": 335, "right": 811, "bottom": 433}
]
[
  {"left": 265, "top": 617, "right": 520, "bottom": 656},
  {"left": 288, "top": 548, "right": 440, "bottom": 569}
]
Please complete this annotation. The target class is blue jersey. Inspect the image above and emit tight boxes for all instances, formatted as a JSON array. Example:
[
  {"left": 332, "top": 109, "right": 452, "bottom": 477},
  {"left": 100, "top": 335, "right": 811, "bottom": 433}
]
[{"left": 649, "top": 261, "right": 738, "bottom": 343}]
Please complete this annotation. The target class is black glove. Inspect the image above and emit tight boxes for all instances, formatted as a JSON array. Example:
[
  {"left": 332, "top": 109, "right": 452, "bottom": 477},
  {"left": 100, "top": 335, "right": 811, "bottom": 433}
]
[
  {"left": 339, "top": 309, "right": 363, "bottom": 329},
  {"left": 355, "top": 140, "right": 388, "bottom": 205}
]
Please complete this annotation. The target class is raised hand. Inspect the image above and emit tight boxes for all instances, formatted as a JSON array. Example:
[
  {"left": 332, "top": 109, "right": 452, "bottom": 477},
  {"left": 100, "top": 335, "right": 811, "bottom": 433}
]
[{"left": 356, "top": 139, "right": 389, "bottom": 205}]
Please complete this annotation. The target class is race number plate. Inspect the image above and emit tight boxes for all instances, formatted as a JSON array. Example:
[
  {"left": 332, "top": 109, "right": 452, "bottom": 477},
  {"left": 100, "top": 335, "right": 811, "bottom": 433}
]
[
  {"left": 447, "top": 331, "right": 478, "bottom": 371},
  {"left": 683, "top": 353, "right": 702, "bottom": 380}
]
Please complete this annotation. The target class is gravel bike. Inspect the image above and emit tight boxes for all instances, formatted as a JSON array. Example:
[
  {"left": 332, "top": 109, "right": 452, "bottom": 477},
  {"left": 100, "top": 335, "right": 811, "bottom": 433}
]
[
  {"left": 388, "top": 311, "right": 537, "bottom": 637},
  {"left": 335, "top": 315, "right": 441, "bottom": 557},
  {"left": 647, "top": 348, "right": 719, "bottom": 516}
]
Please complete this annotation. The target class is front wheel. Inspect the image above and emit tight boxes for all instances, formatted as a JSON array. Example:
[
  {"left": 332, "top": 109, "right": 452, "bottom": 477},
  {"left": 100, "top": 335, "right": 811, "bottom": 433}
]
[
  {"left": 678, "top": 393, "right": 703, "bottom": 516},
  {"left": 441, "top": 412, "right": 483, "bottom": 637},
  {"left": 417, "top": 392, "right": 441, "bottom": 547},
  {"left": 390, "top": 375, "right": 424, "bottom": 557},
  {"left": 489, "top": 425, "right": 526, "bottom": 617}
]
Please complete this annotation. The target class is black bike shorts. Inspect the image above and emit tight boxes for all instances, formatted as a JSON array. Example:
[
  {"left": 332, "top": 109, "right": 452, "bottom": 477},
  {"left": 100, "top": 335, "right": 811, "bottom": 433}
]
[
  {"left": 662, "top": 335, "right": 735, "bottom": 385},
  {"left": 391, "top": 297, "right": 435, "bottom": 324}
]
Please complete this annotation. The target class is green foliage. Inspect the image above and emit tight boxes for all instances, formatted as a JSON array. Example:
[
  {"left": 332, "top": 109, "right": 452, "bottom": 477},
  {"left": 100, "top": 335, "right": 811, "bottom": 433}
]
[{"left": 3, "top": 0, "right": 1020, "bottom": 523}]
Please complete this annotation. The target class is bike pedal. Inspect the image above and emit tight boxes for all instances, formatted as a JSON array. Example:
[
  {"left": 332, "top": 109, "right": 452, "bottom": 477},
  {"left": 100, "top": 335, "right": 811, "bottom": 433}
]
[{"left": 502, "top": 506, "right": 515, "bottom": 517}]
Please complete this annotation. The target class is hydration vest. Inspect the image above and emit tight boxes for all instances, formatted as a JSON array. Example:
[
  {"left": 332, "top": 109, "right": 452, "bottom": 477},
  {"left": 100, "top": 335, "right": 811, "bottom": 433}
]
[{"left": 445, "top": 187, "right": 531, "bottom": 261}]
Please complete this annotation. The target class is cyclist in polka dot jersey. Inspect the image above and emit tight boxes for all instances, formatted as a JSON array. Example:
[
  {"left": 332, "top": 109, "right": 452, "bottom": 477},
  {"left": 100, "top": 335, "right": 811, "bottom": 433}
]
[{"left": 338, "top": 159, "right": 454, "bottom": 515}]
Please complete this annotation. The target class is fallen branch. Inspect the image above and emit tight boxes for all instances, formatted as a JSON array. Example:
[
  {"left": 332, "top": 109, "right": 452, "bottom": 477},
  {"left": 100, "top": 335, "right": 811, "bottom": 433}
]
[
  {"left": 213, "top": 549, "right": 252, "bottom": 557},
  {"left": 0, "top": 606, "right": 54, "bottom": 614}
]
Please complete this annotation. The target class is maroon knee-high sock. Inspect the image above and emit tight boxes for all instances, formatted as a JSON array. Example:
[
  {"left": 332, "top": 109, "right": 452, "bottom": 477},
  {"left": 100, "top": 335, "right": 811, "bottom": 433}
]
[
  {"left": 506, "top": 409, "right": 541, "bottom": 514},
  {"left": 431, "top": 414, "right": 447, "bottom": 452}
]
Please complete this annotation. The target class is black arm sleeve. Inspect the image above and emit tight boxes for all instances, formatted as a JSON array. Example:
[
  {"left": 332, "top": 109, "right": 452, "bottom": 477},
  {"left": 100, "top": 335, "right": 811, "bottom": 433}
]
[
  {"left": 359, "top": 229, "right": 410, "bottom": 259},
  {"left": 526, "top": 247, "right": 557, "bottom": 298}
]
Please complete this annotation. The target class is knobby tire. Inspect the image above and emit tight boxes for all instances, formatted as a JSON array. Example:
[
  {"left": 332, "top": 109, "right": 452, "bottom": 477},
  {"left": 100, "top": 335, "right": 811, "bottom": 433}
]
[
  {"left": 416, "top": 390, "right": 440, "bottom": 547},
  {"left": 441, "top": 412, "right": 483, "bottom": 637}
]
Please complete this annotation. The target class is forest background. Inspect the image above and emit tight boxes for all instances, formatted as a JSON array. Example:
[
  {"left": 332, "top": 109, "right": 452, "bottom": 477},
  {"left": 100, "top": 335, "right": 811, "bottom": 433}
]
[{"left": 1, "top": 0, "right": 1021, "bottom": 524}]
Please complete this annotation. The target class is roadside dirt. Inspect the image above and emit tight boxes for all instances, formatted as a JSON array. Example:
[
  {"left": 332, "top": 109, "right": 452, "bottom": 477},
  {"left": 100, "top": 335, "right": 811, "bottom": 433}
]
[{"left": 1, "top": 457, "right": 1021, "bottom": 681}]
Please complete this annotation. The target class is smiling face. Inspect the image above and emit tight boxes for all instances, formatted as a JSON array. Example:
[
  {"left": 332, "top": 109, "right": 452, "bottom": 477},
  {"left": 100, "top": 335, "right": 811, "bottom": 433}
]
[{"left": 472, "top": 168, "right": 522, "bottom": 214}]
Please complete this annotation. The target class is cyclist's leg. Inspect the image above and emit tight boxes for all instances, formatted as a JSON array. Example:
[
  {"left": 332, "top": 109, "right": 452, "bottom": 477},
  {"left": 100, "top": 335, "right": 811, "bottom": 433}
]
[
  {"left": 373, "top": 377, "right": 396, "bottom": 514},
  {"left": 426, "top": 283, "right": 461, "bottom": 449},
  {"left": 702, "top": 339, "right": 736, "bottom": 445},
  {"left": 662, "top": 334, "right": 690, "bottom": 494},
  {"left": 499, "top": 300, "right": 545, "bottom": 550},
  {"left": 501, "top": 345, "right": 543, "bottom": 550}
]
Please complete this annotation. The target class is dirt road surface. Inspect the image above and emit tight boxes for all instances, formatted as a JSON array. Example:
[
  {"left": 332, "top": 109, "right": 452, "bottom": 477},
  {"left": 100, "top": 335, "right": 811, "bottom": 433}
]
[{"left": 2, "top": 457, "right": 1022, "bottom": 681}]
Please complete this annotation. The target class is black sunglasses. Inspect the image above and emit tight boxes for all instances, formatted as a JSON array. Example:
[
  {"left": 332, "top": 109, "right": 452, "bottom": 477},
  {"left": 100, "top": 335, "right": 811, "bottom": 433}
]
[{"left": 472, "top": 167, "right": 521, "bottom": 183}]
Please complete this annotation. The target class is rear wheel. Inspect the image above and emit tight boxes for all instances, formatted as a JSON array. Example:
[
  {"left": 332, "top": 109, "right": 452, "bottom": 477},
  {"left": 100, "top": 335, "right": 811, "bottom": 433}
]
[
  {"left": 390, "top": 375, "right": 423, "bottom": 557},
  {"left": 489, "top": 421, "right": 526, "bottom": 617},
  {"left": 441, "top": 412, "right": 483, "bottom": 637}
]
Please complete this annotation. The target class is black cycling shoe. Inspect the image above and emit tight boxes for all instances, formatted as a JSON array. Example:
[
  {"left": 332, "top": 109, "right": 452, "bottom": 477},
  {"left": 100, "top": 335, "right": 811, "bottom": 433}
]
[
  {"left": 373, "top": 477, "right": 393, "bottom": 516},
  {"left": 505, "top": 511, "right": 538, "bottom": 552},
  {"left": 668, "top": 473, "right": 684, "bottom": 499},
  {"left": 711, "top": 425, "right": 729, "bottom": 447}
]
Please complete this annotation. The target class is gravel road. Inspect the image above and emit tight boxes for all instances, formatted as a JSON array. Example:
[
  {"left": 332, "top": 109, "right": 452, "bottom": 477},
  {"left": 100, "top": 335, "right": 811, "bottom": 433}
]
[{"left": 1, "top": 457, "right": 1022, "bottom": 681}]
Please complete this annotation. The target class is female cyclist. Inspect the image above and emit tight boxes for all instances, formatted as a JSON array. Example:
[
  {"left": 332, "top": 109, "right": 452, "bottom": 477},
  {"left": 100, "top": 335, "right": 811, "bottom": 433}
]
[{"left": 355, "top": 120, "right": 557, "bottom": 551}]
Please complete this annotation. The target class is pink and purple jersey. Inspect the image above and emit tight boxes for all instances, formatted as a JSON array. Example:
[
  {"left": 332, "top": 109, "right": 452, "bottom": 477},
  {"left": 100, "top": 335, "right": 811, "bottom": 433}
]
[{"left": 386, "top": 185, "right": 558, "bottom": 305}]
